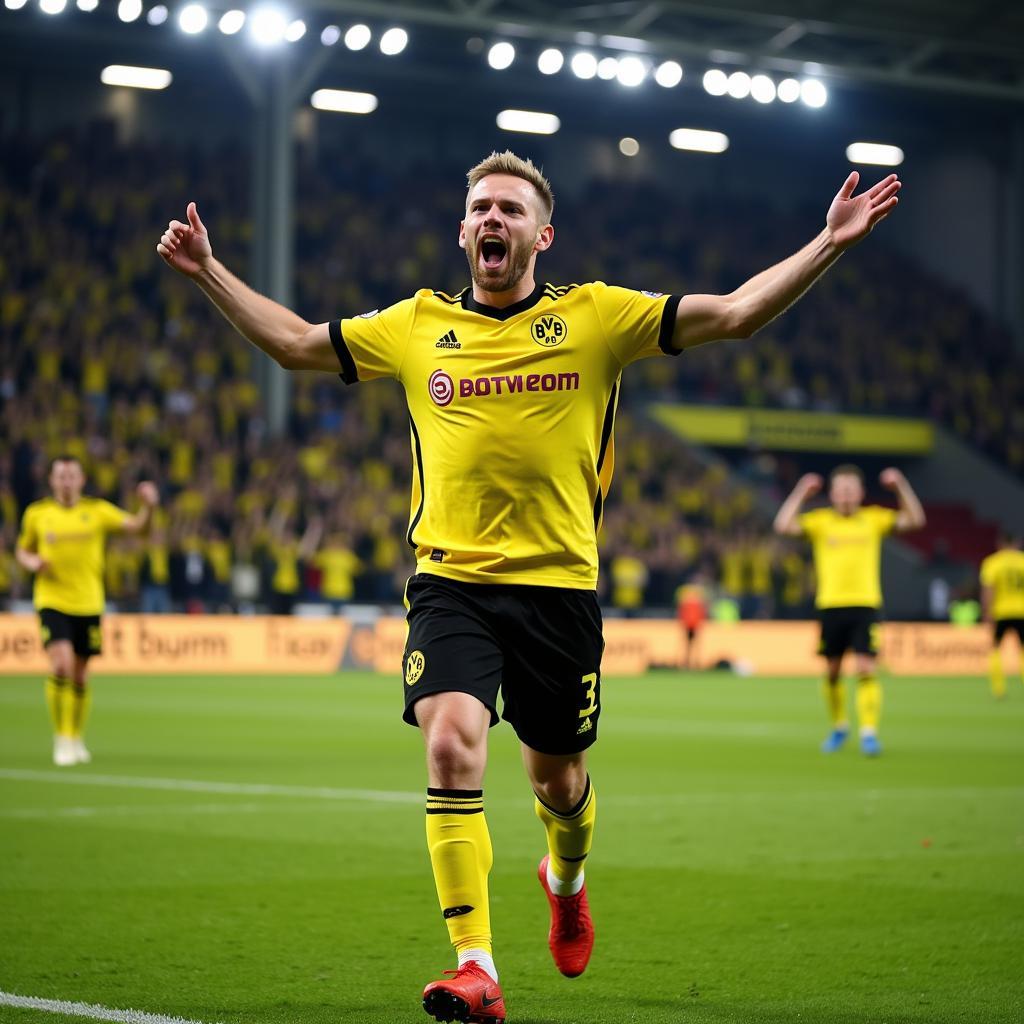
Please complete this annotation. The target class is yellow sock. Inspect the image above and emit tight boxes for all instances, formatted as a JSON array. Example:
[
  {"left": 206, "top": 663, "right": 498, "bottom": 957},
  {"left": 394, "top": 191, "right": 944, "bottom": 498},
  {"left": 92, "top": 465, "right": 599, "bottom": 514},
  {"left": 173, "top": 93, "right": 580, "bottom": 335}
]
[
  {"left": 856, "top": 674, "right": 882, "bottom": 733},
  {"left": 822, "top": 679, "right": 848, "bottom": 729},
  {"left": 70, "top": 683, "right": 92, "bottom": 739},
  {"left": 45, "top": 675, "right": 71, "bottom": 736},
  {"left": 425, "top": 788, "right": 493, "bottom": 956},
  {"left": 534, "top": 776, "right": 597, "bottom": 885},
  {"left": 988, "top": 650, "right": 1006, "bottom": 698}
]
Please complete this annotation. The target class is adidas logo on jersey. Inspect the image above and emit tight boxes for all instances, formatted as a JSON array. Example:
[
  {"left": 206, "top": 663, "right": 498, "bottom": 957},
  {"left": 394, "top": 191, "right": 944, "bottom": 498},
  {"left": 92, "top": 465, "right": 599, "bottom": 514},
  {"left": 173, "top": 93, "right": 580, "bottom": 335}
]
[
  {"left": 436, "top": 330, "right": 461, "bottom": 349},
  {"left": 577, "top": 716, "right": 593, "bottom": 735}
]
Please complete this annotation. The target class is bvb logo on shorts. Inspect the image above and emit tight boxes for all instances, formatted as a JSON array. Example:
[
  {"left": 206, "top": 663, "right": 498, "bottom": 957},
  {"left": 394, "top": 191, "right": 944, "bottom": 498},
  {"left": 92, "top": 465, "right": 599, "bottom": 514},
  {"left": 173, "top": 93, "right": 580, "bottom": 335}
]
[
  {"left": 405, "top": 650, "right": 426, "bottom": 686},
  {"left": 530, "top": 313, "right": 568, "bottom": 348}
]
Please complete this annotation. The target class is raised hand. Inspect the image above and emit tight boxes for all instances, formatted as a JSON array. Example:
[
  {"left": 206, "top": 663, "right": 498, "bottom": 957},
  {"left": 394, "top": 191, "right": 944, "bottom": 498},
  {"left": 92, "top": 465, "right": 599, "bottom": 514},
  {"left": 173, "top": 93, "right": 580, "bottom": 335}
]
[
  {"left": 156, "top": 202, "right": 212, "bottom": 278},
  {"left": 826, "top": 171, "right": 901, "bottom": 250},
  {"left": 798, "top": 473, "right": 823, "bottom": 496},
  {"left": 136, "top": 481, "right": 160, "bottom": 506},
  {"left": 879, "top": 467, "right": 905, "bottom": 490}
]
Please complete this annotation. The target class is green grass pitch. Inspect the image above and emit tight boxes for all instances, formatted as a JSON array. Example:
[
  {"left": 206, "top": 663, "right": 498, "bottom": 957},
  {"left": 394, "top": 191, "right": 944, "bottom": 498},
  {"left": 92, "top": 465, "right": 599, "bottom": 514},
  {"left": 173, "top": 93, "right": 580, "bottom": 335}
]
[{"left": 1, "top": 671, "right": 1022, "bottom": 1024}]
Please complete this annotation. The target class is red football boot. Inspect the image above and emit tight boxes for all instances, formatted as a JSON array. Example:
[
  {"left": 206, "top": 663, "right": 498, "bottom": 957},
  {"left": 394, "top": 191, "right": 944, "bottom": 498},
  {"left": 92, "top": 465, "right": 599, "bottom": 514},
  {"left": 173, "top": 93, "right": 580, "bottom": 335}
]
[
  {"left": 422, "top": 961, "right": 506, "bottom": 1024},
  {"left": 537, "top": 855, "right": 595, "bottom": 978}
]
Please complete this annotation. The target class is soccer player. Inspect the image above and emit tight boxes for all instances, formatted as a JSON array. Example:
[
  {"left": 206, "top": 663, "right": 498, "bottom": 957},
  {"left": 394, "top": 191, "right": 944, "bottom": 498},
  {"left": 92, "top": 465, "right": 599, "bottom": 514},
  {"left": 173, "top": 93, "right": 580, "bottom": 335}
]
[
  {"left": 157, "top": 152, "right": 900, "bottom": 1022},
  {"left": 979, "top": 532, "right": 1024, "bottom": 699},
  {"left": 15, "top": 456, "right": 159, "bottom": 766},
  {"left": 774, "top": 466, "right": 925, "bottom": 757}
]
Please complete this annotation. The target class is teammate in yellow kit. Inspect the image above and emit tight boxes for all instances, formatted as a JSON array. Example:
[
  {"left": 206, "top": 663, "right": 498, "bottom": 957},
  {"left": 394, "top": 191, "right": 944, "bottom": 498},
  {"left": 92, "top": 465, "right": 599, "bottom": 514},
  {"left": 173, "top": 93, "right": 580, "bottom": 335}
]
[
  {"left": 158, "top": 151, "right": 900, "bottom": 1021},
  {"left": 15, "top": 456, "right": 158, "bottom": 766},
  {"left": 980, "top": 533, "right": 1024, "bottom": 699},
  {"left": 774, "top": 465, "right": 925, "bottom": 756}
]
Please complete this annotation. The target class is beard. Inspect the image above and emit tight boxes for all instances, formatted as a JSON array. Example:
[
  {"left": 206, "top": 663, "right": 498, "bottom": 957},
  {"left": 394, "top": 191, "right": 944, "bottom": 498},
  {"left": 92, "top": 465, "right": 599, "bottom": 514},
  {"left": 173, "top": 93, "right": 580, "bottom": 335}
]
[{"left": 465, "top": 235, "right": 534, "bottom": 293}]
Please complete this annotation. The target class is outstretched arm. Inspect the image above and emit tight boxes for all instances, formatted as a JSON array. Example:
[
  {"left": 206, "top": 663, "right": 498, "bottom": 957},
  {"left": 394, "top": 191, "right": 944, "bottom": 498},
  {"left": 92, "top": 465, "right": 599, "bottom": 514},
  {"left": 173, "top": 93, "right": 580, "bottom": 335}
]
[
  {"left": 157, "top": 203, "right": 339, "bottom": 372},
  {"left": 672, "top": 172, "right": 901, "bottom": 349},
  {"left": 120, "top": 482, "right": 160, "bottom": 535},
  {"left": 880, "top": 468, "right": 926, "bottom": 532},
  {"left": 773, "top": 474, "right": 823, "bottom": 537}
]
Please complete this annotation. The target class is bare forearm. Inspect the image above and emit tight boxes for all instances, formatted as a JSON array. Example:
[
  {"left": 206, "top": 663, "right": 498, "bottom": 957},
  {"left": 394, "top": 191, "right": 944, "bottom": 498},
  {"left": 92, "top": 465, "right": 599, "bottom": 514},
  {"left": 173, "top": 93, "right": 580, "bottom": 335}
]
[
  {"left": 894, "top": 481, "right": 926, "bottom": 530},
  {"left": 774, "top": 491, "right": 807, "bottom": 535},
  {"left": 194, "top": 258, "right": 313, "bottom": 368},
  {"left": 15, "top": 547, "right": 41, "bottom": 572},
  {"left": 732, "top": 229, "right": 842, "bottom": 337}
]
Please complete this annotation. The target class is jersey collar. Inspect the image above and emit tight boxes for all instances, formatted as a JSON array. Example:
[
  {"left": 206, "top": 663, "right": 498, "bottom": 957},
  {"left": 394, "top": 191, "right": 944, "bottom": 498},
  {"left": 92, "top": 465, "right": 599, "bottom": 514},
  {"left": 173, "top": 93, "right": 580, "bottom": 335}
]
[{"left": 461, "top": 281, "right": 547, "bottom": 321}]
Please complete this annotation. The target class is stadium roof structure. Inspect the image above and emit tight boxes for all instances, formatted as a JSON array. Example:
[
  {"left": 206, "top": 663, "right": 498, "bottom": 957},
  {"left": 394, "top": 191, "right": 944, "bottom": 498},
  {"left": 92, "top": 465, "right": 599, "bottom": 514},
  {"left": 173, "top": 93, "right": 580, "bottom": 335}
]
[{"left": 314, "top": 0, "right": 1024, "bottom": 102}]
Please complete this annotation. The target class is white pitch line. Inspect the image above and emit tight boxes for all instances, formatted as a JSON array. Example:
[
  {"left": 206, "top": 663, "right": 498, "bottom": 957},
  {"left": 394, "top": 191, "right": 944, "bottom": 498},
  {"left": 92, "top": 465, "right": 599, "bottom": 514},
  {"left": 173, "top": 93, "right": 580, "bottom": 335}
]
[
  {"left": 0, "top": 768, "right": 421, "bottom": 804},
  {"left": 0, "top": 991, "right": 221, "bottom": 1024}
]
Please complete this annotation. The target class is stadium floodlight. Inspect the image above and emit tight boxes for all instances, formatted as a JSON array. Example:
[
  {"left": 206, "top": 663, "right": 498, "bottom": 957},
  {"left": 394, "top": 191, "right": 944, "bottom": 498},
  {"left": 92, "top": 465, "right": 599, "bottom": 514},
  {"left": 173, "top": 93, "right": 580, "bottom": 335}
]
[
  {"left": 538, "top": 48, "right": 564, "bottom": 75},
  {"left": 178, "top": 3, "right": 208, "bottom": 33},
  {"left": 284, "top": 18, "right": 305, "bottom": 42},
  {"left": 616, "top": 56, "right": 647, "bottom": 87},
  {"left": 320, "top": 25, "right": 340, "bottom": 46},
  {"left": 76, "top": 0, "right": 97, "bottom": 9},
  {"left": 218, "top": 9, "right": 244, "bottom": 33},
  {"left": 379, "top": 27, "right": 408, "bottom": 55},
  {"left": 776, "top": 77, "right": 800, "bottom": 103},
  {"left": 800, "top": 79, "right": 828, "bottom": 107},
  {"left": 750, "top": 74, "right": 776, "bottom": 103},
  {"left": 250, "top": 7, "right": 286, "bottom": 45},
  {"left": 846, "top": 142, "right": 904, "bottom": 167},
  {"left": 147, "top": 5, "right": 168, "bottom": 24},
  {"left": 40, "top": 0, "right": 67, "bottom": 14},
  {"left": 654, "top": 60, "right": 683, "bottom": 87},
  {"left": 496, "top": 109, "right": 560, "bottom": 135},
  {"left": 726, "top": 71, "right": 751, "bottom": 98},
  {"left": 116, "top": 0, "right": 141, "bottom": 20},
  {"left": 344, "top": 23, "right": 370, "bottom": 50},
  {"left": 596, "top": 56, "right": 619, "bottom": 80},
  {"left": 570, "top": 52, "right": 597, "bottom": 79},
  {"left": 670, "top": 128, "right": 729, "bottom": 154},
  {"left": 619, "top": 137, "right": 640, "bottom": 157},
  {"left": 6, "top": 0, "right": 29, "bottom": 10},
  {"left": 487, "top": 41, "right": 515, "bottom": 70},
  {"left": 702, "top": 68, "right": 728, "bottom": 96},
  {"left": 101, "top": 65, "right": 173, "bottom": 89},
  {"left": 311, "top": 88, "right": 378, "bottom": 114}
]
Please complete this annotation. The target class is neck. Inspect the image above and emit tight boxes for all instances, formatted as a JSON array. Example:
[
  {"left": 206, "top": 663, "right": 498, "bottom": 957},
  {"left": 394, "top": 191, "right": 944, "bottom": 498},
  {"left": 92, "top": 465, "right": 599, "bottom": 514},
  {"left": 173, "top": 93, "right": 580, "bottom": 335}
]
[
  {"left": 471, "top": 273, "right": 538, "bottom": 309},
  {"left": 56, "top": 495, "right": 78, "bottom": 508}
]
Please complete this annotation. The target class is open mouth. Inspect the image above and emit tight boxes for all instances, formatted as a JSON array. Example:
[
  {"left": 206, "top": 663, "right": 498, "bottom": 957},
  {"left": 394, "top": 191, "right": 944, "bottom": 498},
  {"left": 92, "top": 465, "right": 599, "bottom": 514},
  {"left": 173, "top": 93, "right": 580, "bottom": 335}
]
[{"left": 480, "top": 237, "right": 508, "bottom": 270}]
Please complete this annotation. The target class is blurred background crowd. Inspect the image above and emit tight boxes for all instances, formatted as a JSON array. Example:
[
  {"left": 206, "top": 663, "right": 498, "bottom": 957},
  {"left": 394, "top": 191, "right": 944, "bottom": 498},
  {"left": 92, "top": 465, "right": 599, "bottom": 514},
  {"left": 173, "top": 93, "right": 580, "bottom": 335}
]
[{"left": 1, "top": 128, "right": 1017, "bottom": 615}]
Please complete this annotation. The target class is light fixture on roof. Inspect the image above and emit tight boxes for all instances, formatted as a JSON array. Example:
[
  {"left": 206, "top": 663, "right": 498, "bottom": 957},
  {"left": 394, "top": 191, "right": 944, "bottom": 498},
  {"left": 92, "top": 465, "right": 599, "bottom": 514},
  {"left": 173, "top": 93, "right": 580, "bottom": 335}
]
[
  {"left": 726, "top": 71, "right": 751, "bottom": 98},
  {"left": 101, "top": 65, "right": 173, "bottom": 89},
  {"left": 40, "top": 0, "right": 67, "bottom": 13},
  {"left": 320, "top": 25, "right": 340, "bottom": 46},
  {"left": 702, "top": 68, "right": 728, "bottom": 96},
  {"left": 596, "top": 56, "right": 619, "bottom": 80},
  {"left": 311, "top": 89, "right": 379, "bottom": 114},
  {"left": 619, "top": 137, "right": 640, "bottom": 157},
  {"left": 496, "top": 109, "right": 560, "bottom": 135},
  {"left": 670, "top": 128, "right": 729, "bottom": 154},
  {"left": 800, "top": 79, "right": 827, "bottom": 107},
  {"left": 750, "top": 74, "right": 776, "bottom": 103},
  {"left": 655, "top": 60, "right": 683, "bottom": 87},
  {"left": 344, "top": 23, "right": 370, "bottom": 50},
  {"left": 616, "top": 55, "right": 646, "bottom": 87},
  {"left": 147, "top": 4, "right": 168, "bottom": 24},
  {"left": 570, "top": 52, "right": 598, "bottom": 79},
  {"left": 250, "top": 7, "right": 286, "bottom": 45},
  {"left": 538, "top": 48, "right": 564, "bottom": 75},
  {"left": 777, "top": 78, "right": 800, "bottom": 103},
  {"left": 487, "top": 41, "right": 515, "bottom": 69},
  {"left": 284, "top": 18, "right": 305, "bottom": 42},
  {"left": 178, "top": 2, "right": 208, "bottom": 33},
  {"left": 379, "top": 27, "right": 408, "bottom": 55},
  {"left": 846, "top": 142, "right": 904, "bottom": 166},
  {"left": 218, "top": 9, "right": 244, "bottom": 33}
]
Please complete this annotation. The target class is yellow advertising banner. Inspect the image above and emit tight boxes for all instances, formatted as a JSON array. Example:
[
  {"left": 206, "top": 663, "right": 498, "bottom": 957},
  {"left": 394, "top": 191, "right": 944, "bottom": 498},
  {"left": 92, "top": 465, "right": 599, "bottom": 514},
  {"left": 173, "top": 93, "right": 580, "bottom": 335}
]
[
  {"left": 0, "top": 615, "right": 1008, "bottom": 677},
  {"left": 651, "top": 404, "right": 933, "bottom": 455}
]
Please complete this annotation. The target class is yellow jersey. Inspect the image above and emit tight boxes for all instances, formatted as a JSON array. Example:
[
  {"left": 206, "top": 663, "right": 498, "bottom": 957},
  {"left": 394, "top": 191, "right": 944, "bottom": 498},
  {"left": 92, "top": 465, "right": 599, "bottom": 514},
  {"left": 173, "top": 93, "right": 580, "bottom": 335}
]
[
  {"left": 315, "top": 548, "right": 362, "bottom": 601},
  {"left": 980, "top": 549, "right": 1024, "bottom": 621},
  {"left": 799, "top": 506, "right": 897, "bottom": 610},
  {"left": 17, "top": 497, "right": 128, "bottom": 615},
  {"left": 333, "top": 282, "right": 681, "bottom": 589}
]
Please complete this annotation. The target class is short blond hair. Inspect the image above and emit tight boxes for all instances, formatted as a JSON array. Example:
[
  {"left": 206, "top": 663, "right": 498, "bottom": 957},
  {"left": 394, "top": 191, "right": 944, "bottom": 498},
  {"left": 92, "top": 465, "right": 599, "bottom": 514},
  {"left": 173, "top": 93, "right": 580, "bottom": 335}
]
[{"left": 466, "top": 151, "right": 554, "bottom": 223}]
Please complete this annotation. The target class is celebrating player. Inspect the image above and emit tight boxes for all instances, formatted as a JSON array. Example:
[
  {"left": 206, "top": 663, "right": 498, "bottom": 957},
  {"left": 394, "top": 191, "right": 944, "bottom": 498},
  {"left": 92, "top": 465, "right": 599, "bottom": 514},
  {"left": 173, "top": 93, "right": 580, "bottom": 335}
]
[
  {"left": 158, "top": 152, "right": 900, "bottom": 1022},
  {"left": 979, "top": 532, "right": 1024, "bottom": 699},
  {"left": 15, "top": 456, "right": 159, "bottom": 766},
  {"left": 774, "top": 465, "right": 925, "bottom": 757}
]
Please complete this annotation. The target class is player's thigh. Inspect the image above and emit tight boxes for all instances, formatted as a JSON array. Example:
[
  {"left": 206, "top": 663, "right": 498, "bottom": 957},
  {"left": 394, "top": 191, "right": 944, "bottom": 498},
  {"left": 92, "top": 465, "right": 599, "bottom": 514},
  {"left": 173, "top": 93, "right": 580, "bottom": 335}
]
[
  {"left": 38, "top": 609, "right": 74, "bottom": 676},
  {"left": 818, "top": 609, "right": 850, "bottom": 660},
  {"left": 849, "top": 609, "right": 881, "bottom": 659},
  {"left": 70, "top": 615, "right": 103, "bottom": 661},
  {"left": 499, "top": 587, "right": 604, "bottom": 756},
  {"left": 401, "top": 574, "right": 503, "bottom": 729}
]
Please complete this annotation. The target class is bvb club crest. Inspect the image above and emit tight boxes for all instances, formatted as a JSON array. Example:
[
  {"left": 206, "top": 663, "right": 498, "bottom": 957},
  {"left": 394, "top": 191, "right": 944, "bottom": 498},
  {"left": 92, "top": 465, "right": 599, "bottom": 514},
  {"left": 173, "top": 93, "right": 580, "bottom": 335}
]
[
  {"left": 530, "top": 313, "right": 568, "bottom": 348},
  {"left": 405, "top": 650, "right": 426, "bottom": 686}
]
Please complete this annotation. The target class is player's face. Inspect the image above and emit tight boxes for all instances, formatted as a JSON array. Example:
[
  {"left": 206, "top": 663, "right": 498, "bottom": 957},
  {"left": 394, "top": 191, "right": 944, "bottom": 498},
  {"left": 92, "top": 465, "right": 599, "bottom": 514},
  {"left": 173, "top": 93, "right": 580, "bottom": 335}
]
[
  {"left": 49, "top": 460, "right": 85, "bottom": 505},
  {"left": 460, "top": 174, "right": 551, "bottom": 293},
  {"left": 830, "top": 473, "right": 864, "bottom": 514}
]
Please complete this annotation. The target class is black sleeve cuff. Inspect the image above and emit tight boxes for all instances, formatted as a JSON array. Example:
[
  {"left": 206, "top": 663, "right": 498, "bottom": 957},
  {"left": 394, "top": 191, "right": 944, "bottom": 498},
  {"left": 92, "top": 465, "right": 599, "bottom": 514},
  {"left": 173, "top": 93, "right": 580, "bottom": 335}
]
[
  {"left": 658, "top": 294, "right": 684, "bottom": 356},
  {"left": 328, "top": 320, "right": 359, "bottom": 385}
]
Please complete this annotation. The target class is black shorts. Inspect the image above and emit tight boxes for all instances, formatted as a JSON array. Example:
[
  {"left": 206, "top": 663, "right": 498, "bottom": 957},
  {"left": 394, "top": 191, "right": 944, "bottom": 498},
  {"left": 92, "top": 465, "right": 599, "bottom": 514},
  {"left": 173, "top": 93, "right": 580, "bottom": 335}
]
[
  {"left": 401, "top": 573, "right": 603, "bottom": 755},
  {"left": 994, "top": 618, "right": 1024, "bottom": 644},
  {"left": 39, "top": 609, "right": 103, "bottom": 659},
  {"left": 818, "top": 606, "right": 880, "bottom": 659}
]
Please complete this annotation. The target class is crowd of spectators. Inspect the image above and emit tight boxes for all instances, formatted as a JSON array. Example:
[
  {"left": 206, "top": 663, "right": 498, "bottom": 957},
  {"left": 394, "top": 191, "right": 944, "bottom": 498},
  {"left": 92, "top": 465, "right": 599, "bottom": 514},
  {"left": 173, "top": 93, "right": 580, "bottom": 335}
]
[{"left": 1, "top": 127, "right": 1018, "bottom": 613}]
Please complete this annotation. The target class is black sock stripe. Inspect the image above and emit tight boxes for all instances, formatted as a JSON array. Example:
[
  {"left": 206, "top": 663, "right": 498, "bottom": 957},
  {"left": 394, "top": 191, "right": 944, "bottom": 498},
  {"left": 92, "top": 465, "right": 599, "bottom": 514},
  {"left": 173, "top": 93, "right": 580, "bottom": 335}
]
[
  {"left": 426, "top": 807, "right": 484, "bottom": 815},
  {"left": 535, "top": 775, "right": 592, "bottom": 820},
  {"left": 426, "top": 788, "right": 483, "bottom": 799},
  {"left": 560, "top": 853, "right": 589, "bottom": 863}
]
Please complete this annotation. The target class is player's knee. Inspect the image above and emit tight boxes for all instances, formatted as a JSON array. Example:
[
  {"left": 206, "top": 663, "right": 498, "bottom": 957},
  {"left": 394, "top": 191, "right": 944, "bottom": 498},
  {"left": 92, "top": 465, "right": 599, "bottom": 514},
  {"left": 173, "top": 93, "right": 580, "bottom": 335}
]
[
  {"left": 532, "top": 766, "right": 588, "bottom": 814},
  {"left": 425, "top": 728, "right": 485, "bottom": 785}
]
